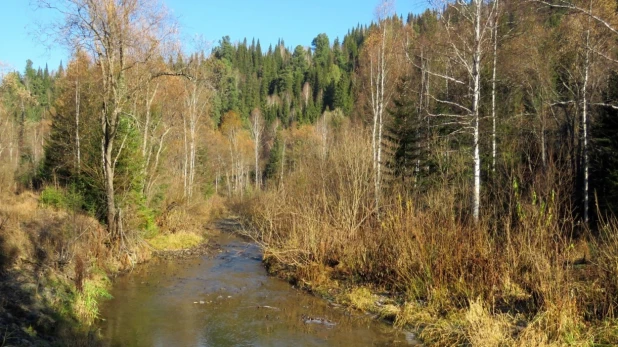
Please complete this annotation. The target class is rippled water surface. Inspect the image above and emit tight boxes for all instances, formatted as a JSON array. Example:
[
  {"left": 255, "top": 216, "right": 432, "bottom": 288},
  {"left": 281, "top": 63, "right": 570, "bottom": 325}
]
[{"left": 99, "top": 231, "right": 417, "bottom": 346}]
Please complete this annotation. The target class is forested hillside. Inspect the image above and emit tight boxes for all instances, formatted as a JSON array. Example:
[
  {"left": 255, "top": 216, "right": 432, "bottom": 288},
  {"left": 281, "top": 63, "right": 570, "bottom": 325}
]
[{"left": 2, "top": 0, "right": 618, "bottom": 345}]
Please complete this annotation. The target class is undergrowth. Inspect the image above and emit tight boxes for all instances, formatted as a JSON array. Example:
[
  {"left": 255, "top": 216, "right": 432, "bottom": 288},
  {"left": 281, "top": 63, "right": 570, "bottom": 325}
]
[{"left": 237, "top": 125, "right": 618, "bottom": 346}]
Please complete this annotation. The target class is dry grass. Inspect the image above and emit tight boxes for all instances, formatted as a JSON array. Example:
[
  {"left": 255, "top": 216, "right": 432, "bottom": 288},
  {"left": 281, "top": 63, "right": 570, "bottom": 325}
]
[
  {"left": 146, "top": 232, "right": 204, "bottom": 251},
  {"left": 465, "top": 299, "right": 512, "bottom": 347},
  {"left": 158, "top": 194, "right": 227, "bottom": 235},
  {"left": 236, "top": 123, "right": 618, "bottom": 346},
  {"left": 347, "top": 287, "right": 375, "bottom": 311}
]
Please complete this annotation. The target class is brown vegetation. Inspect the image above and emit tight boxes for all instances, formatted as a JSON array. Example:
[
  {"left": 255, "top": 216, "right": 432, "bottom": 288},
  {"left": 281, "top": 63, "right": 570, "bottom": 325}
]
[
  {"left": 0, "top": 188, "right": 221, "bottom": 346},
  {"left": 237, "top": 120, "right": 618, "bottom": 346}
]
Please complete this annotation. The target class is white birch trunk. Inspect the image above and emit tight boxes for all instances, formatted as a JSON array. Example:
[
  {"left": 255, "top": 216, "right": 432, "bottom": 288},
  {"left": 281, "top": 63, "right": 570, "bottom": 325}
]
[
  {"left": 75, "top": 78, "right": 81, "bottom": 175},
  {"left": 370, "top": 24, "right": 388, "bottom": 214},
  {"left": 182, "top": 113, "right": 189, "bottom": 198},
  {"left": 582, "top": 1, "right": 592, "bottom": 226},
  {"left": 250, "top": 110, "right": 262, "bottom": 189},
  {"left": 491, "top": 0, "right": 499, "bottom": 174},
  {"left": 472, "top": 0, "right": 482, "bottom": 222}
]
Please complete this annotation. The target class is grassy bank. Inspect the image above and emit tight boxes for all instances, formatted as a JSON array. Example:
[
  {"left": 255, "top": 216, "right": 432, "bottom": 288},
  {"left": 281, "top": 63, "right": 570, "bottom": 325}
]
[
  {"left": 0, "top": 189, "right": 223, "bottom": 346},
  {"left": 241, "top": 191, "right": 618, "bottom": 346},
  {"left": 236, "top": 127, "right": 618, "bottom": 346}
]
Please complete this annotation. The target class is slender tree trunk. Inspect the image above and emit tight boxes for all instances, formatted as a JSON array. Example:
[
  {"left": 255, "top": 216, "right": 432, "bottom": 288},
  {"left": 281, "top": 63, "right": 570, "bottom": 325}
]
[
  {"left": 9, "top": 121, "right": 14, "bottom": 165},
  {"left": 582, "top": 1, "right": 592, "bottom": 226},
  {"left": 491, "top": 0, "right": 499, "bottom": 174},
  {"left": 472, "top": 0, "right": 482, "bottom": 222},
  {"left": 225, "top": 169, "right": 231, "bottom": 197},
  {"left": 254, "top": 139, "right": 259, "bottom": 189},
  {"left": 182, "top": 114, "right": 189, "bottom": 198},
  {"left": 250, "top": 110, "right": 262, "bottom": 189},
  {"left": 189, "top": 114, "right": 196, "bottom": 199},
  {"left": 19, "top": 99, "right": 25, "bottom": 160},
  {"left": 415, "top": 49, "right": 426, "bottom": 186},
  {"left": 142, "top": 85, "right": 156, "bottom": 158},
  {"left": 99, "top": 46, "right": 120, "bottom": 238},
  {"left": 370, "top": 24, "right": 388, "bottom": 215},
  {"left": 145, "top": 127, "right": 170, "bottom": 198},
  {"left": 370, "top": 57, "right": 379, "bottom": 206},
  {"left": 280, "top": 137, "right": 285, "bottom": 191},
  {"left": 541, "top": 104, "right": 547, "bottom": 167},
  {"left": 215, "top": 165, "right": 220, "bottom": 194},
  {"left": 376, "top": 23, "right": 386, "bottom": 212},
  {"left": 228, "top": 139, "right": 236, "bottom": 193},
  {"left": 102, "top": 111, "right": 117, "bottom": 238},
  {"left": 75, "top": 78, "right": 81, "bottom": 175},
  {"left": 141, "top": 84, "right": 158, "bottom": 181}
]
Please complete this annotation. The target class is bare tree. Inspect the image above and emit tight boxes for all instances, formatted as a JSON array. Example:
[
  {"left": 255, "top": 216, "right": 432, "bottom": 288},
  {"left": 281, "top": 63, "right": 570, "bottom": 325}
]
[
  {"left": 367, "top": 0, "right": 397, "bottom": 214},
  {"left": 249, "top": 108, "right": 263, "bottom": 189},
  {"left": 581, "top": 0, "right": 593, "bottom": 225},
  {"left": 181, "top": 55, "right": 210, "bottom": 200},
  {"left": 424, "top": 0, "right": 496, "bottom": 222}
]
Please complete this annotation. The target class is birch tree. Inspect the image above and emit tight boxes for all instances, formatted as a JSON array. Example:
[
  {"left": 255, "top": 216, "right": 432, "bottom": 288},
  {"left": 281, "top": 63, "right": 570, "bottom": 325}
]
[
  {"left": 249, "top": 107, "right": 263, "bottom": 189},
  {"left": 364, "top": 0, "right": 398, "bottom": 214},
  {"left": 182, "top": 55, "right": 210, "bottom": 200},
  {"left": 490, "top": 0, "right": 499, "bottom": 173},
  {"left": 425, "top": 0, "right": 496, "bottom": 221},
  {"left": 531, "top": 0, "right": 618, "bottom": 226},
  {"left": 581, "top": 0, "right": 592, "bottom": 225}
]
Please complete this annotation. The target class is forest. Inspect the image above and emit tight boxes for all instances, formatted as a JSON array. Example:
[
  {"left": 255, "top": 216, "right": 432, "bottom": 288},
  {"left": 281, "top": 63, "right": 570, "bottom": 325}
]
[{"left": 2, "top": 0, "right": 618, "bottom": 345}]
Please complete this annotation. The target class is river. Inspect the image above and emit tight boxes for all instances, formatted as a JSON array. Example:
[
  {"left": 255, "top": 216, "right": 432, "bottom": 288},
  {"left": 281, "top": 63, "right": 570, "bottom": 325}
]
[{"left": 99, "top": 228, "right": 418, "bottom": 346}]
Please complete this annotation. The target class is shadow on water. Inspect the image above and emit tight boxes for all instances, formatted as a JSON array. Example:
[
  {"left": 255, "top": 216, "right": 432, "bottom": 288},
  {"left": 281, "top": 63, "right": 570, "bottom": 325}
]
[{"left": 100, "top": 230, "right": 418, "bottom": 346}]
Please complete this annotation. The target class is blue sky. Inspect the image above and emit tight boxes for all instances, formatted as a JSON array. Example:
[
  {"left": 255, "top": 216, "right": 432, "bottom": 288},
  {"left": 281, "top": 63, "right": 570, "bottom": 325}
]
[{"left": 0, "top": 0, "right": 429, "bottom": 73}]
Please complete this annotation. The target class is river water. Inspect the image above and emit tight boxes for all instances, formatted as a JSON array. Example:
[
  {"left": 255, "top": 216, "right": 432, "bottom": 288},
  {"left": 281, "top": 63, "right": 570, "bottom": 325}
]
[{"left": 99, "top": 230, "right": 418, "bottom": 346}]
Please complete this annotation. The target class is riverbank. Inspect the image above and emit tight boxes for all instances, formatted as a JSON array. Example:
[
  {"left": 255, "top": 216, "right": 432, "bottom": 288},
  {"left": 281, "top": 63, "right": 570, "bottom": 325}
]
[
  {"left": 237, "top": 187, "right": 618, "bottom": 346},
  {"left": 0, "top": 191, "right": 222, "bottom": 346}
]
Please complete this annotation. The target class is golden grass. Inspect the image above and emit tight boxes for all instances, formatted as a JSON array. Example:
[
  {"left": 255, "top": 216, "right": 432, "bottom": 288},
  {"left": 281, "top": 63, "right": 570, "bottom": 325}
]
[
  {"left": 464, "top": 298, "right": 512, "bottom": 347},
  {"left": 147, "top": 232, "right": 204, "bottom": 251},
  {"left": 0, "top": 191, "right": 39, "bottom": 220},
  {"left": 158, "top": 195, "right": 227, "bottom": 235},
  {"left": 346, "top": 287, "right": 375, "bottom": 311}
]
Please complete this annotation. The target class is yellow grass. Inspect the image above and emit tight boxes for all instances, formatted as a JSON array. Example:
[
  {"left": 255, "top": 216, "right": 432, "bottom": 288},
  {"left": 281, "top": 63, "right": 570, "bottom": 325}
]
[
  {"left": 147, "top": 232, "right": 204, "bottom": 251},
  {"left": 465, "top": 298, "right": 512, "bottom": 347},
  {"left": 347, "top": 287, "right": 375, "bottom": 311}
]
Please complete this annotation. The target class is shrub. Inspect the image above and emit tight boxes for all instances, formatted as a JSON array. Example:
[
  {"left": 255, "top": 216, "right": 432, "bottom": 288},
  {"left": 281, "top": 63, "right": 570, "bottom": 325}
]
[{"left": 40, "top": 186, "right": 67, "bottom": 209}]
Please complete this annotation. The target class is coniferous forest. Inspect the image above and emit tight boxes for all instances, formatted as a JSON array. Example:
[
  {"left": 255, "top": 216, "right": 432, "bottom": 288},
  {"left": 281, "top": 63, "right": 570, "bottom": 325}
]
[{"left": 3, "top": 0, "right": 618, "bottom": 345}]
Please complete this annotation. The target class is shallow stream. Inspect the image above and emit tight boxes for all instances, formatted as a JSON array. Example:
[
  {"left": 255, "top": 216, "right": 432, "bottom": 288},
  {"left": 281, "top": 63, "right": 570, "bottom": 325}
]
[{"left": 99, "top": 230, "right": 418, "bottom": 346}]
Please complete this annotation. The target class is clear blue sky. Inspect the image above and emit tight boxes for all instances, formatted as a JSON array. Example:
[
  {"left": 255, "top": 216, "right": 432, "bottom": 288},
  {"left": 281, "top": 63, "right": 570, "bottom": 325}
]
[{"left": 0, "top": 0, "right": 429, "bottom": 73}]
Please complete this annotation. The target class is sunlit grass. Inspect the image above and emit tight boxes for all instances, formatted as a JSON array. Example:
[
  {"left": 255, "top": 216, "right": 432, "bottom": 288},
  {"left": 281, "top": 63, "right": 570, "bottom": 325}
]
[{"left": 147, "top": 232, "right": 205, "bottom": 251}]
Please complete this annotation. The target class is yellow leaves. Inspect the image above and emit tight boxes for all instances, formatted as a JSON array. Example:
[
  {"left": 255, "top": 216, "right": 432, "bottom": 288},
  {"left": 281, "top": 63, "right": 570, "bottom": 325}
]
[
  {"left": 217, "top": 110, "right": 254, "bottom": 171},
  {"left": 1, "top": 72, "right": 33, "bottom": 102},
  {"left": 220, "top": 110, "right": 243, "bottom": 137}
]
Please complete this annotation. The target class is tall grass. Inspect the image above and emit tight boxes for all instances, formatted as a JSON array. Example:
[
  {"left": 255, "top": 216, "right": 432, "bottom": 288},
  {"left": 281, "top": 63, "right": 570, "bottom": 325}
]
[{"left": 238, "top": 122, "right": 618, "bottom": 345}]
